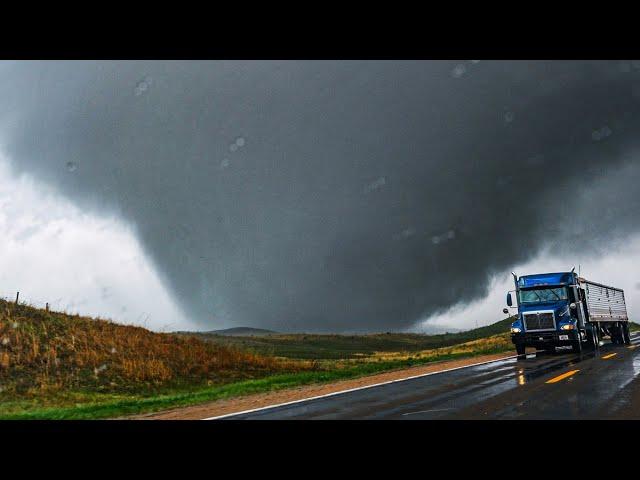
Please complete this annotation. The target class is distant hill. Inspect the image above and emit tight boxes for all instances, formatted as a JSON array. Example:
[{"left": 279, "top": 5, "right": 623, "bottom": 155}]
[
  {"left": 202, "top": 327, "right": 277, "bottom": 336},
  {"left": 185, "top": 317, "right": 518, "bottom": 360},
  {"left": 416, "top": 324, "right": 462, "bottom": 335},
  {"left": 457, "top": 317, "right": 515, "bottom": 339}
]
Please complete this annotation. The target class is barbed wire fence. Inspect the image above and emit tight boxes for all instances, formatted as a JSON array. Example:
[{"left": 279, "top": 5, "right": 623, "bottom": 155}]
[
  {"left": 0, "top": 290, "right": 89, "bottom": 317},
  {"left": 0, "top": 290, "right": 178, "bottom": 332}
]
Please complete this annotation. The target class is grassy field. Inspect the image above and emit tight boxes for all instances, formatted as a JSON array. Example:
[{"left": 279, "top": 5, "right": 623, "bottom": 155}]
[
  {"left": 178, "top": 318, "right": 515, "bottom": 360},
  {"left": 0, "top": 345, "right": 512, "bottom": 419},
  {"left": 6, "top": 299, "right": 635, "bottom": 419},
  {"left": 0, "top": 298, "right": 316, "bottom": 418},
  {"left": 0, "top": 299, "right": 517, "bottom": 418}
]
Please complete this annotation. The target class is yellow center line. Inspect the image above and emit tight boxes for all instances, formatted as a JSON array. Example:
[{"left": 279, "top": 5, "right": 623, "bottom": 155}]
[
  {"left": 546, "top": 369, "right": 580, "bottom": 384},
  {"left": 602, "top": 353, "right": 618, "bottom": 359}
]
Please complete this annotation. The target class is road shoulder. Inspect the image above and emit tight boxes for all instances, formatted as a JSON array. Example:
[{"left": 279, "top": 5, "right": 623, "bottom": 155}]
[{"left": 131, "top": 351, "right": 514, "bottom": 420}]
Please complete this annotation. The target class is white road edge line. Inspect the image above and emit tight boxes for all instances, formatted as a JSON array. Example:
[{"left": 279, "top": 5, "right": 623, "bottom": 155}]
[
  {"left": 203, "top": 336, "right": 640, "bottom": 420},
  {"left": 203, "top": 353, "right": 531, "bottom": 420},
  {"left": 402, "top": 408, "right": 454, "bottom": 416}
]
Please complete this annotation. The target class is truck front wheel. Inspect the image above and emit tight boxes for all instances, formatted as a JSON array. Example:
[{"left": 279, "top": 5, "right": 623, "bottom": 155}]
[
  {"left": 516, "top": 344, "right": 526, "bottom": 356},
  {"left": 571, "top": 333, "right": 583, "bottom": 354},
  {"left": 587, "top": 325, "right": 599, "bottom": 350}
]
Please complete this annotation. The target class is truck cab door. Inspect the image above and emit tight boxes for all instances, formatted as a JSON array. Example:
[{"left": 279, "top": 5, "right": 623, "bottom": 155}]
[
  {"left": 578, "top": 302, "right": 586, "bottom": 327},
  {"left": 572, "top": 286, "right": 586, "bottom": 327}
]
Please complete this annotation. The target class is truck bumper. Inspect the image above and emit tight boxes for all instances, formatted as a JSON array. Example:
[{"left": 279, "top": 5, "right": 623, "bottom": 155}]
[{"left": 511, "top": 331, "right": 578, "bottom": 348}]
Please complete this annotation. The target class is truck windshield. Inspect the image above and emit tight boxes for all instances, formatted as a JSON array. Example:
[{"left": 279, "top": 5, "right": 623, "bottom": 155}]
[{"left": 519, "top": 288, "right": 567, "bottom": 304}]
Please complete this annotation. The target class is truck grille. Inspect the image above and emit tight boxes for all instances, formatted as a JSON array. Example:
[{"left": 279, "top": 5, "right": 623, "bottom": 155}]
[{"left": 523, "top": 312, "right": 555, "bottom": 331}]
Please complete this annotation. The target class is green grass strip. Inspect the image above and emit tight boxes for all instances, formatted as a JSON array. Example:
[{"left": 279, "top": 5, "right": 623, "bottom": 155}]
[{"left": 0, "top": 347, "right": 511, "bottom": 420}]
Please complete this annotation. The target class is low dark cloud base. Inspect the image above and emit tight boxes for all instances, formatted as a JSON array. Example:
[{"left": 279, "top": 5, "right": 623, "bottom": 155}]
[{"left": 2, "top": 60, "right": 640, "bottom": 331}]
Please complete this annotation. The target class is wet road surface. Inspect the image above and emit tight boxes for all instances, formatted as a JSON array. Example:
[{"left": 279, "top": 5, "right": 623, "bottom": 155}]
[{"left": 215, "top": 332, "right": 640, "bottom": 419}]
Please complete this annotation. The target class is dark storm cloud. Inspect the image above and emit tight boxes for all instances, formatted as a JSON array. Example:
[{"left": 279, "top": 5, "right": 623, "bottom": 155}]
[{"left": 2, "top": 60, "right": 640, "bottom": 331}]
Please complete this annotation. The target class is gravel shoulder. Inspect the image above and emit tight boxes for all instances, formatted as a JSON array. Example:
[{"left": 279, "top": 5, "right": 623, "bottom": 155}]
[{"left": 131, "top": 351, "right": 514, "bottom": 420}]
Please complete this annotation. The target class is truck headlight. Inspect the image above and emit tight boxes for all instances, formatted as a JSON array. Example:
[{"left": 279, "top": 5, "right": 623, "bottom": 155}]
[
  {"left": 511, "top": 327, "right": 521, "bottom": 333},
  {"left": 560, "top": 324, "right": 575, "bottom": 330}
]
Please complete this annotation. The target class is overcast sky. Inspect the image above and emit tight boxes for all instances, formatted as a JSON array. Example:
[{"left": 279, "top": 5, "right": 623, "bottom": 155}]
[
  {"left": 1, "top": 60, "right": 640, "bottom": 333},
  {"left": 424, "top": 236, "right": 640, "bottom": 332},
  {"left": 0, "top": 155, "right": 189, "bottom": 330}
]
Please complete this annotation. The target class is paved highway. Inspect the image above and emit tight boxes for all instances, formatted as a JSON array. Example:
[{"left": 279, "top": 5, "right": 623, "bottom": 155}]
[{"left": 211, "top": 332, "right": 640, "bottom": 419}]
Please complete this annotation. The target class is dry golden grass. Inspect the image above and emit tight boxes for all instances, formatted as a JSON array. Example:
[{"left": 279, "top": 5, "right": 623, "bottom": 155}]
[
  {"left": 0, "top": 299, "right": 519, "bottom": 419},
  {"left": 364, "top": 333, "right": 512, "bottom": 362},
  {"left": 0, "top": 299, "right": 313, "bottom": 397}
]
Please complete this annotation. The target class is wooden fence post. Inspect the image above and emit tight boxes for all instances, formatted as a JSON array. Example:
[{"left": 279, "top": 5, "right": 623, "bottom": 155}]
[{"left": 15, "top": 291, "right": 19, "bottom": 305}]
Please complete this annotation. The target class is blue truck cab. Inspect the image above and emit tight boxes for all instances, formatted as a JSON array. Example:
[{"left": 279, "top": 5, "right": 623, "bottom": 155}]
[{"left": 506, "top": 271, "right": 631, "bottom": 356}]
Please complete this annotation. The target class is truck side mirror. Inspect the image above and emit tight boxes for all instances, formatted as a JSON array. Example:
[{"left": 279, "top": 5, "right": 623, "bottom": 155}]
[
  {"left": 506, "top": 293, "right": 513, "bottom": 307},
  {"left": 502, "top": 308, "right": 509, "bottom": 314}
]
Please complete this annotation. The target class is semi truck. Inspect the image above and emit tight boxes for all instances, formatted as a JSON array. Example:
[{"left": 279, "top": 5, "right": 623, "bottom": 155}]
[{"left": 505, "top": 270, "right": 631, "bottom": 356}]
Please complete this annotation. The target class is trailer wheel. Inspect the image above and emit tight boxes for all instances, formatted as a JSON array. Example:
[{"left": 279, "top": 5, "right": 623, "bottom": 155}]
[
  {"left": 623, "top": 324, "right": 631, "bottom": 345},
  {"left": 516, "top": 344, "right": 526, "bottom": 356},
  {"left": 615, "top": 324, "right": 625, "bottom": 345},
  {"left": 611, "top": 325, "right": 621, "bottom": 345}
]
